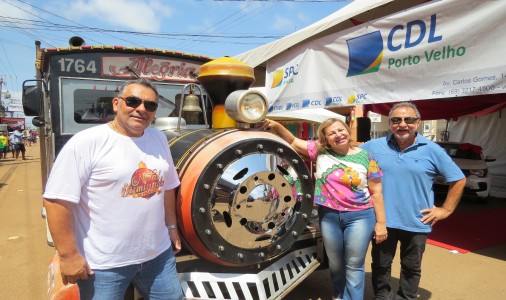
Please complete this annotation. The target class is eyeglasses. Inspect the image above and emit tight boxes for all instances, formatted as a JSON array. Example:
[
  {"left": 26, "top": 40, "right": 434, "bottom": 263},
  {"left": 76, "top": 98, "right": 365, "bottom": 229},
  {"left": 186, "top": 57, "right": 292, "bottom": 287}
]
[
  {"left": 118, "top": 96, "right": 158, "bottom": 112},
  {"left": 389, "top": 117, "right": 419, "bottom": 124}
]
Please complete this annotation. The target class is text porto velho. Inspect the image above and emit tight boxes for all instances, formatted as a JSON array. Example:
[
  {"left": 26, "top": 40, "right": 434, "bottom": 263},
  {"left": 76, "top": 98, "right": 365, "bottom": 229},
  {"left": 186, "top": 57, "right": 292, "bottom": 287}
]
[{"left": 388, "top": 45, "right": 466, "bottom": 69}]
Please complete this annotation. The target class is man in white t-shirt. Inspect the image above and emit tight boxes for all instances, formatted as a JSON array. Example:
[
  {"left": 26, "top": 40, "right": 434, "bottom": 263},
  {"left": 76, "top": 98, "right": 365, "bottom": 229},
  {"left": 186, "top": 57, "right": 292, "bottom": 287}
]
[
  {"left": 43, "top": 78, "right": 183, "bottom": 299},
  {"left": 12, "top": 126, "right": 26, "bottom": 160}
]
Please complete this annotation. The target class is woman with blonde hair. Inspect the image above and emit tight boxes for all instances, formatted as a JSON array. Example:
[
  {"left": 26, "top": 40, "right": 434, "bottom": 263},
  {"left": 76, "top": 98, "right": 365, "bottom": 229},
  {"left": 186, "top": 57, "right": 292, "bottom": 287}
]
[{"left": 258, "top": 118, "right": 387, "bottom": 300}]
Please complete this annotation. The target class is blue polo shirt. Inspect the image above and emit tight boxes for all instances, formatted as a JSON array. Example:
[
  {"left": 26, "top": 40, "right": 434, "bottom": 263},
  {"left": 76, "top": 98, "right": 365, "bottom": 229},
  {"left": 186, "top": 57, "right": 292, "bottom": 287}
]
[{"left": 360, "top": 133, "right": 464, "bottom": 233}]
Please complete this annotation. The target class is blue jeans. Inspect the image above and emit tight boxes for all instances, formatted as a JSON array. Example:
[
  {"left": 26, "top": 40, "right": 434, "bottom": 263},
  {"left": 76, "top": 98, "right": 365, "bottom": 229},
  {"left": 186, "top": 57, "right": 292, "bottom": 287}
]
[
  {"left": 78, "top": 248, "right": 183, "bottom": 300},
  {"left": 319, "top": 206, "right": 376, "bottom": 300}
]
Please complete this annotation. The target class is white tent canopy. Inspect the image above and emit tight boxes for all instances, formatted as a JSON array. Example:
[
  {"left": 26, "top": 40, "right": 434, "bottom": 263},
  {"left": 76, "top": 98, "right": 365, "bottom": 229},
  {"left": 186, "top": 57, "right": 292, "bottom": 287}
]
[
  {"left": 236, "top": 0, "right": 506, "bottom": 111},
  {"left": 238, "top": 0, "right": 506, "bottom": 198},
  {"left": 235, "top": 0, "right": 424, "bottom": 69},
  {"left": 267, "top": 108, "right": 345, "bottom": 123}
]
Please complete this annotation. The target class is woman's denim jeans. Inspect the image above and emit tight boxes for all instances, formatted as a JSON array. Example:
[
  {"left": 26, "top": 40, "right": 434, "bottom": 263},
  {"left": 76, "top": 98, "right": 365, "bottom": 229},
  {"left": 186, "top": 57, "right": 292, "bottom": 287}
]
[
  {"left": 319, "top": 206, "right": 376, "bottom": 300},
  {"left": 78, "top": 248, "right": 183, "bottom": 300}
]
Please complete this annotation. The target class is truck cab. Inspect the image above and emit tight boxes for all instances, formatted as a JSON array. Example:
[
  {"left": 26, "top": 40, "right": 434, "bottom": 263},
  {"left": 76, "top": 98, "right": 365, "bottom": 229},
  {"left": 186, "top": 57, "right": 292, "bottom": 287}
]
[{"left": 23, "top": 38, "right": 323, "bottom": 300}]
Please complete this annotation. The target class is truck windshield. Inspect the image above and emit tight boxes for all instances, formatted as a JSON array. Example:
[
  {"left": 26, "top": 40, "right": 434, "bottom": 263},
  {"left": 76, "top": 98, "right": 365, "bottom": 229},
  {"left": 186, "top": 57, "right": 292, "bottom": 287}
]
[{"left": 61, "top": 78, "right": 195, "bottom": 134}]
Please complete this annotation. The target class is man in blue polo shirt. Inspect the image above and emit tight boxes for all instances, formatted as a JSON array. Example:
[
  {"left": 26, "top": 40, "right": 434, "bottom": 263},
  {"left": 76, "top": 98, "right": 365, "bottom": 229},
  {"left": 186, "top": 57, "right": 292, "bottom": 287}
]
[{"left": 361, "top": 102, "right": 466, "bottom": 300}]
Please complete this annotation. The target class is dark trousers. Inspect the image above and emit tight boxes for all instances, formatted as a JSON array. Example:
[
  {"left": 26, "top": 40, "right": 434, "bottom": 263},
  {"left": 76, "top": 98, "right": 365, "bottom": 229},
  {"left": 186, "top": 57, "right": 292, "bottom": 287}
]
[{"left": 371, "top": 228, "right": 427, "bottom": 300}]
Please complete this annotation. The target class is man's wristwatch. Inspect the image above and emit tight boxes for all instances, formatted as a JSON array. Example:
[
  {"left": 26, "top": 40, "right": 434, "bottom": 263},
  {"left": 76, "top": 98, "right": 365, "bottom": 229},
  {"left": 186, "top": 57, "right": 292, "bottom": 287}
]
[{"left": 166, "top": 224, "right": 178, "bottom": 230}]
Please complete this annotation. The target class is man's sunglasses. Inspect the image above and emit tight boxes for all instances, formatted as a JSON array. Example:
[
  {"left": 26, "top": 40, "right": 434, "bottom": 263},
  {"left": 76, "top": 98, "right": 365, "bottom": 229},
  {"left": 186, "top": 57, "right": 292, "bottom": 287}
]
[
  {"left": 389, "top": 117, "right": 419, "bottom": 124},
  {"left": 118, "top": 96, "right": 158, "bottom": 112}
]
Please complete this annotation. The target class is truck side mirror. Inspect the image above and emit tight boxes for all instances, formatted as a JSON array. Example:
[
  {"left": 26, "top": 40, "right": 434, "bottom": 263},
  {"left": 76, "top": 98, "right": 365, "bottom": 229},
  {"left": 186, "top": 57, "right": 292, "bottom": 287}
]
[
  {"left": 22, "top": 79, "right": 43, "bottom": 116},
  {"left": 32, "top": 116, "right": 46, "bottom": 127}
]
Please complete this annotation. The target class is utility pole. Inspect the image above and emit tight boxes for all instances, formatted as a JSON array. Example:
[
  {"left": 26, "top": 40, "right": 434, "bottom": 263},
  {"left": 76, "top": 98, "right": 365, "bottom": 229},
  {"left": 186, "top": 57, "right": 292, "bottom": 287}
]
[
  {"left": 0, "top": 77, "right": 5, "bottom": 118},
  {"left": 0, "top": 77, "right": 13, "bottom": 118}
]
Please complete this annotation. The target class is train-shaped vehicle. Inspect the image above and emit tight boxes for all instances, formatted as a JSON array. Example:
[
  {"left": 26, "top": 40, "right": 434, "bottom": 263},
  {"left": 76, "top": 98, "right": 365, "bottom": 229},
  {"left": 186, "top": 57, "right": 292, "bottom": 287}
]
[{"left": 23, "top": 37, "right": 323, "bottom": 299}]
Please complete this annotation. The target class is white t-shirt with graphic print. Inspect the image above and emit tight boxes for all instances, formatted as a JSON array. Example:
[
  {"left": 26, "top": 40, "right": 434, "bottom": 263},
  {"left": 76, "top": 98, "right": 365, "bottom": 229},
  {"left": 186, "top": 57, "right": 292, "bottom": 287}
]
[{"left": 43, "top": 124, "right": 180, "bottom": 269}]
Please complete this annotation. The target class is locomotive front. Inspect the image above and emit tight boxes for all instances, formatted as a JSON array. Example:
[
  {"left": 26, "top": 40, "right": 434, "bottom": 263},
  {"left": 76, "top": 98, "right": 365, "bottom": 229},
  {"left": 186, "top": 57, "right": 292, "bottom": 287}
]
[{"left": 167, "top": 57, "right": 315, "bottom": 266}]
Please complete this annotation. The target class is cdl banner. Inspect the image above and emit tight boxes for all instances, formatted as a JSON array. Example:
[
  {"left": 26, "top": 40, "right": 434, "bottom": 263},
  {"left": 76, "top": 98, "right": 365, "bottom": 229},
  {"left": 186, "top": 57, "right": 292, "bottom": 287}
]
[{"left": 265, "top": 0, "right": 506, "bottom": 112}]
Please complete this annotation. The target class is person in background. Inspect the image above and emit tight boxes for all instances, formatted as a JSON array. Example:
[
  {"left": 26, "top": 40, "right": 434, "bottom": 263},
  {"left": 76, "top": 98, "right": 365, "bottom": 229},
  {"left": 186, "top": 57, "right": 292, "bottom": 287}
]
[
  {"left": 43, "top": 78, "right": 184, "bottom": 299},
  {"left": 259, "top": 118, "right": 387, "bottom": 300},
  {"left": 23, "top": 129, "right": 30, "bottom": 146},
  {"left": 30, "top": 129, "right": 38, "bottom": 144},
  {"left": 12, "top": 126, "right": 26, "bottom": 160},
  {"left": 9, "top": 131, "right": 15, "bottom": 158},
  {"left": 360, "top": 102, "right": 466, "bottom": 300},
  {"left": 0, "top": 131, "right": 6, "bottom": 158}
]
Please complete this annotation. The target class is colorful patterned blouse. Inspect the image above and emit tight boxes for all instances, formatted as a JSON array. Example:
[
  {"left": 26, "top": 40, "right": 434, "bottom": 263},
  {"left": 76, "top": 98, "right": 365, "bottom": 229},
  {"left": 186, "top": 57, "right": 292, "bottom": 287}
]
[{"left": 307, "top": 140, "right": 382, "bottom": 211}]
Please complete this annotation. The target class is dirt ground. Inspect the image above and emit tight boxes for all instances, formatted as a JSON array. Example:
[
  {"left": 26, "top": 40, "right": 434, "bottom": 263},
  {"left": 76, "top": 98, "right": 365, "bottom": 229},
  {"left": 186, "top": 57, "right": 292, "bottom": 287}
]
[{"left": 1, "top": 143, "right": 505, "bottom": 300}]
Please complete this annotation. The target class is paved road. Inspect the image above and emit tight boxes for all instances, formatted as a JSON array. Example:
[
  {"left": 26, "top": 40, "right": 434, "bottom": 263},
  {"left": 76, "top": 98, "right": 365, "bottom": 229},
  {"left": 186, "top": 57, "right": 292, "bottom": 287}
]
[{"left": 1, "top": 143, "right": 506, "bottom": 299}]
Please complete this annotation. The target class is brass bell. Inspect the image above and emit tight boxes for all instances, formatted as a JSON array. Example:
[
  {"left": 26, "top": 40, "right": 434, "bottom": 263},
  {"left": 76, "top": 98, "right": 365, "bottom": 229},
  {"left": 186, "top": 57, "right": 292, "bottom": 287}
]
[{"left": 182, "top": 88, "right": 202, "bottom": 113}]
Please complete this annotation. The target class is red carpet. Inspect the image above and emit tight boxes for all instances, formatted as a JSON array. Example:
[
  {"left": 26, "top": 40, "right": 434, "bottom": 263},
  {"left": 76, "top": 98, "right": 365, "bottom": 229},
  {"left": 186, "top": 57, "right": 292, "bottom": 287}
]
[{"left": 427, "top": 208, "right": 506, "bottom": 254}]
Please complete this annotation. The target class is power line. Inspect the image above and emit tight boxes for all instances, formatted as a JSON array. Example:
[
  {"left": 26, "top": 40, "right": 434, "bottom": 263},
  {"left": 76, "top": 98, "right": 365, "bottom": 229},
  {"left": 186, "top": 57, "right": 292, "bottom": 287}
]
[
  {"left": 0, "top": 0, "right": 62, "bottom": 47},
  {"left": 11, "top": 0, "right": 141, "bottom": 47},
  {"left": 208, "top": 0, "right": 348, "bottom": 2},
  {"left": 0, "top": 16, "right": 282, "bottom": 39},
  {"left": 173, "top": 2, "right": 268, "bottom": 50},
  {"left": 0, "top": 41, "right": 16, "bottom": 77}
]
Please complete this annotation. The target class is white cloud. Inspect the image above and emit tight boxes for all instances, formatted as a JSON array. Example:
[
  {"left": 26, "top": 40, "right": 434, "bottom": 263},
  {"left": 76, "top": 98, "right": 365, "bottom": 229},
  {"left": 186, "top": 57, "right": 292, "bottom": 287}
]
[
  {"left": 0, "top": 1, "right": 36, "bottom": 25},
  {"left": 296, "top": 12, "right": 311, "bottom": 23},
  {"left": 271, "top": 15, "right": 294, "bottom": 32},
  {"left": 62, "top": 0, "right": 173, "bottom": 32}
]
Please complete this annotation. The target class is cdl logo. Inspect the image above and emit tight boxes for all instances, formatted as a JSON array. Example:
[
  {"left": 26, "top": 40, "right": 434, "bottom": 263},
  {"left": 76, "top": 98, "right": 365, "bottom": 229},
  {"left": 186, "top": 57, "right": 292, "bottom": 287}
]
[
  {"left": 346, "top": 14, "right": 443, "bottom": 77},
  {"left": 325, "top": 97, "right": 343, "bottom": 105},
  {"left": 268, "top": 105, "right": 284, "bottom": 112},
  {"left": 346, "top": 31, "right": 383, "bottom": 77},
  {"left": 286, "top": 103, "right": 300, "bottom": 110},
  {"left": 302, "top": 99, "right": 322, "bottom": 108}
]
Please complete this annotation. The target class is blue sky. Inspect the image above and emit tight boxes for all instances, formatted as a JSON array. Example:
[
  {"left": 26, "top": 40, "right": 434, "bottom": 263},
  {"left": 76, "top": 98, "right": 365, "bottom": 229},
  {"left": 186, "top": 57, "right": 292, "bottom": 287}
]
[{"left": 0, "top": 0, "right": 351, "bottom": 100}]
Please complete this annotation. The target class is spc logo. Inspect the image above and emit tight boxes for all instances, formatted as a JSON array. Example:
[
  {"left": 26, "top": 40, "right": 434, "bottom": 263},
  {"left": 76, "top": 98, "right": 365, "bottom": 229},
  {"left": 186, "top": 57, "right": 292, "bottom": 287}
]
[
  {"left": 271, "top": 65, "right": 298, "bottom": 88},
  {"left": 346, "top": 31, "right": 383, "bottom": 77},
  {"left": 271, "top": 69, "right": 284, "bottom": 88}
]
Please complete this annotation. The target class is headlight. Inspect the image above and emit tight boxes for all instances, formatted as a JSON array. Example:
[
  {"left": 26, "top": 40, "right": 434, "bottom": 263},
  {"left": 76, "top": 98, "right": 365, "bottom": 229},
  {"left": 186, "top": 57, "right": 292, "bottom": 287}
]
[
  {"left": 469, "top": 169, "right": 487, "bottom": 177},
  {"left": 224, "top": 90, "right": 268, "bottom": 124}
]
